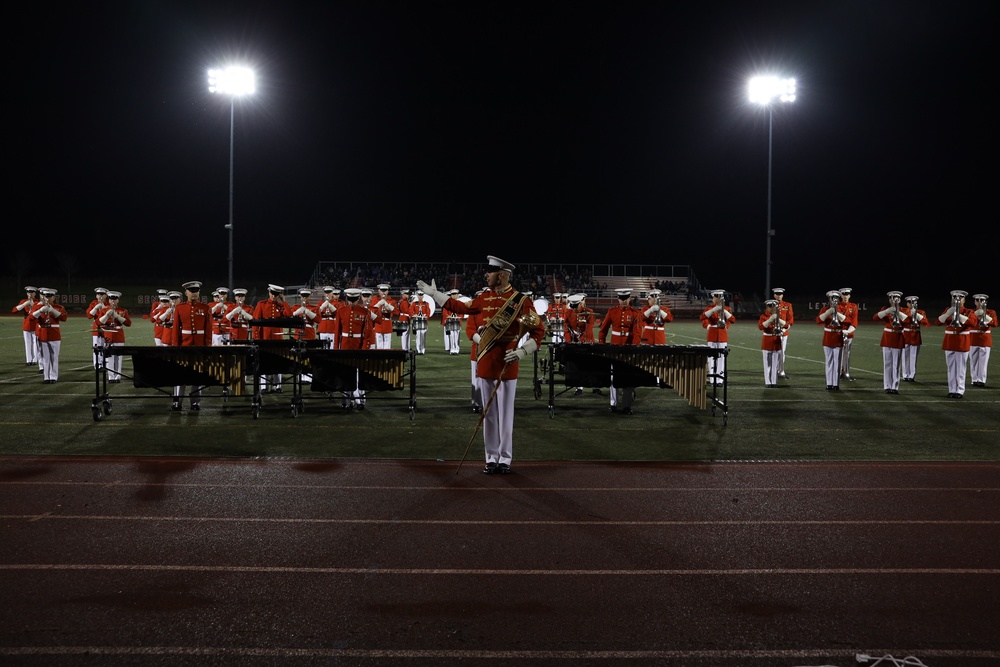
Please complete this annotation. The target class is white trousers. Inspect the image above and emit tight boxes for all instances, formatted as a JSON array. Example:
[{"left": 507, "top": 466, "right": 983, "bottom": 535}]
[
  {"left": 401, "top": 328, "right": 411, "bottom": 351},
  {"left": 902, "top": 344, "right": 921, "bottom": 380},
  {"left": 212, "top": 333, "right": 230, "bottom": 346},
  {"left": 92, "top": 335, "right": 106, "bottom": 369},
  {"left": 477, "top": 376, "right": 516, "bottom": 465},
  {"left": 970, "top": 346, "right": 991, "bottom": 384},
  {"left": 415, "top": 330, "right": 427, "bottom": 354},
  {"left": 823, "top": 346, "right": 842, "bottom": 387},
  {"left": 39, "top": 340, "right": 60, "bottom": 381},
  {"left": 106, "top": 342, "right": 123, "bottom": 381},
  {"left": 470, "top": 360, "right": 482, "bottom": 409},
  {"left": 707, "top": 341, "right": 727, "bottom": 385},
  {"left": 945, "top": 350, "right": 968, "bottom": 395},
  {"left": 609, "top": 362, "right": 634, "bottom": 408},
  {"left": 376, "top": 332, "right": 392, "bottom": 350},
  {"left": 777, "top": 335, "right": 788, "bottom": 374},
  {"left": 881, "top": 347, "right": 902, "bottom": 391},
  {"left": 762, "top": 349, "right": 780, "bottom": 385},
  {"left": 22, "top": 330, "right": 38, "bottom": 364},
  {"left": 840, "top": 337, "right": 854, "bottom": 376},
  {"left": 447, "top": 330, "right": 460, "bottom": 354}
]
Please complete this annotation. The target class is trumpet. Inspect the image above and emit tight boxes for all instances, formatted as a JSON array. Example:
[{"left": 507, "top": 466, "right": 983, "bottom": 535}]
[
  {"left": 891, "top": 294, "right": 904, "bottom": 328},
  {"left": 715, "top": 296, "right": 727, "bottom": 329},
  {"left": 952, "top": 294, "right": 963, "bottom": 327}
]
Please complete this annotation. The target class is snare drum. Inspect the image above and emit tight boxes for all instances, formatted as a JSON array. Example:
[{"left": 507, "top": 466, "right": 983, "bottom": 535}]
[
  {"left": 413, "top": 315, "right": 428, "bottom": 332},
  {"left": 392, "top": 319, "right": 408, "bottom": 335},
  {"left": 445, "top": 316, "right": 462, "bottom": 333},
  {"left": 545, "top": 316, "right": 564, "bottom": 334}
]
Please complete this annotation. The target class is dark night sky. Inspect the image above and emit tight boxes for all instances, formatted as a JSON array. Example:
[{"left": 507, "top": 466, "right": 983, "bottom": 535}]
[{"left": 8, "top": 0, "right": 995, "bottom": 299}]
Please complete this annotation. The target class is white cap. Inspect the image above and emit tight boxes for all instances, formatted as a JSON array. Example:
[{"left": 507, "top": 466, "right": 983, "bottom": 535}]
[
  {"left": 322, "top": 285, "right": 335, "bottom": 292},
  {"left": 182, "top": 281, "right": 202, "bottom": 291},
  {"left": 40, "top": 288, "right": 57, "bottom": 296},
  {"left": 710, "top": 289, "right": 725, "bottom": 298},
  {"left": 216, "top": 287, "right": 229, "bottom": 294},
  {"left": 905, "top": 295, "right": 919, "bottom": 302},
  {"left": 345, "top": 288, "right": 363, "bottom": 298},
  {"left": 973, "top": 293, "right": 988, "bottom": 300},
  {"left": 361, "top": 288, "right": 373, "bottom": 296},
  {"left": 267, "top": 284, "right": 285, "bottom": 293},
  {"left": 772, "top": 287, "right": 785, "bottom": 294},
  {"left": 950, "top": 290, "right": 968, "bottom": 298},
  {"left": 486, "top": 255, "right": 515, "bottom": 272},
  {"left": 377, "top": 283, "right": 390, "bottom": 290},
  {"left": 826, "top": 290, "right": 841, "bottom": 300},
  {"left": 839, "top": 287, "right": 852, "bottom": 294},
  {"left": 168, "top": 291, "right": 183, "bottom": 299},
  {"left": 94, "top": 287, "right": 108, "bottom": 294},
  {"left": 887, "top": 290, "right": 903, "bottom": 298},
  {"left": 400, "top": 288, "right": 411, "bottom": 294},
  {"left": 615, "top": 288, "right": 632, "bottom": 297},
  {"left": 448, "top": 289, "right": 459, "bottom": 295},
  {"left": 416, "top": 290, "right": 424, "bottom": 296},
  {"left": 107, "top": 291, "right": 122, "bottom": 299},
  {"left": 298, "top": 288, "right": 312, "bottom": 296},
  {"left": 232, "top": 288, "right": 247, "bottom": 296},
  {"left": 647, "top": 289, "right": 661, "bottom": 297},
  {"left": 25, "top": 285, "right": 37, "bottom": 292},
  {"left": 765, "top": 298, "right": 779, "bottom": 307}
]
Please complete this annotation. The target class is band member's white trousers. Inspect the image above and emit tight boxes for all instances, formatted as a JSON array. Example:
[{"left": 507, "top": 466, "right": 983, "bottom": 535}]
[
  {"left": 881, "top": 347, "right": 902, "bottom": 391},
  {"left": 902, "top": 344, "right": 921, "bottom": 380},
  {"left": 823, "top": 346, "right": 841, "bottom": 386},
  {"left": 39, "top": 340, "right": 60, "bottom": 381},
  {"left": 840, "top": 337, "right": 854, "bottom": 375},
  {"left": 970, "top": 346, "right": 990, "bottom": 384},
  {"left": 415, "top": 331, "right": 427, "bottom": 354},
  {"left": 22, "top": 330, "right": 37, "bottom": 364},
  {"left": 777, "top": 334, "right": 788, "bottom": 374},
  {"left": 376, "top": 333, "right": 392, "bottom": 350},
  {"left": 92, "top": 334, "right": 105, "bottom": 369},
  {"left": 762, "top": 349, "right": 780, "bottom": 385},
  {"left": 105, "top": 342, "right": 123, "bottom": 381},
  {"left": 707, "top": 341, "right": 727, "bottom": 385},
  {"left": 944, "top": 350, "right": 968, "bottom": 395},
  {"left": 477, "top": 375, "right": 515, "bottom": 465},
  {"left": 609, "top": 362, "right": 634, "bottom": 409},
  {"left": 470, "top": 360, "right": 482, "bottom": 409}
]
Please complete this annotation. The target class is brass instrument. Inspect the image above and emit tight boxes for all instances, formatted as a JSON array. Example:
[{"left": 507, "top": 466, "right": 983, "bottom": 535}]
[
  {"left": 951, "top": 293, "right": 963, "bottom": 328},
  {"left": 977, "top": 296, "right": 989, "bottom": 331},
  {"left": 890, "top": 293, "right": 904, "bottom": 328},
  {"left": 715, "top": 295, "right": 727, "bottom": 328}
]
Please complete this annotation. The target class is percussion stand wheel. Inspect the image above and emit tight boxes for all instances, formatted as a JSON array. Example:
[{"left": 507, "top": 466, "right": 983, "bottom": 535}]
[
  {"left": 103, "top": 399, "right": 113, "bottom": 416},
  {"left": 91, "top": 404, "right": 103, "bottom": 422}
]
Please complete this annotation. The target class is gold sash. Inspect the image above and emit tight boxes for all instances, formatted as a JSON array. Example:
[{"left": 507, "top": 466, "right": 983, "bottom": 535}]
[{"left": 476, "top": 290, "right": 529, "bottom": 362}]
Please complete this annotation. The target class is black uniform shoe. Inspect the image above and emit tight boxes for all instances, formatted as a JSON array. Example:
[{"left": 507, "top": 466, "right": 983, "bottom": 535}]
[
  {"left": 472, "top": 405, "right": 482, "bottom": 413},
  {"left": 573, "top": 388, "right": 583, "bottom": 396},
  {"left": 497, "top": 463, "right": 511, "bottom": 474},
  {"left": 609, "top": 405, "right": 618, "bottom": 413},
  {"left": 191, "top": 403, "right": 201, "bottom": 411},
  {"left": 483, "top": 462, "right": 498, "bottom": 475},
  {"left": 171, "top": 402, "right": 182, "bottom": 411}
]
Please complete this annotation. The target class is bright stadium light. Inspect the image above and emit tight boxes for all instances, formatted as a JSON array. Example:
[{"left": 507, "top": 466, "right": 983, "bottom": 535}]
[
  {"left": 748, "top": 76, "right": 796, "bottom": 296},
  {"left": 208, "top": 67, "right": 256, "bottom": 291}
]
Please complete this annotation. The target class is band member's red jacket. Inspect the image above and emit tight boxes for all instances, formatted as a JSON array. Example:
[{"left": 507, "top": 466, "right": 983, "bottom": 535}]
[
  {"left": 600, "top": 305, "right": 642, "bottom": 346},
  {"left": 441, "top": 287, "right": 545, "bottom": 380},
  {"left": 252, "top": 297, "right": 293, "bottom": 340},
  {"left": 937, "top": 308, "right": 978, "bottom": 352},
  {"left": 168, "top": 300, "right": 212, "bottom": 347},
  {"left": 699, "top": 305, "right": 734, "bottom": 343}
]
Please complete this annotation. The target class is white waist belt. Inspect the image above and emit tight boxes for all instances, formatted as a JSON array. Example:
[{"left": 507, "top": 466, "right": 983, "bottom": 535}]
[
  {"left": 611, "top": 331, "right": 630, "bottom": 336},
  {"left": 181, "top": 330, "right": 205, "bottom": 334},
  {"left": 343, "top": 333, "right": 363, "bottom": 338},
  {"left": 43, "top": 324, "right": 61, "bottom": 328},
  {"left": 643, "top": 325, "right": 663, "bottom": 330},
  {"left": 944, "top": 330, "right": 970, "bottom": 335},
  {"left": 883, "top": 328, "right": 903, "bottom": 333}
]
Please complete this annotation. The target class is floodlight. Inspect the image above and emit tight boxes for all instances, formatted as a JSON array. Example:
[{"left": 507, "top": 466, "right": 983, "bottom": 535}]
[{"left": 208, "top": 67, "right": 256, "bottom": 96}]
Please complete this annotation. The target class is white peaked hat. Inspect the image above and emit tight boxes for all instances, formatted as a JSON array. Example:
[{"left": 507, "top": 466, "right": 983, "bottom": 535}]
[{"left": 486, "top": 255, "right": 515, "bottom": 272}]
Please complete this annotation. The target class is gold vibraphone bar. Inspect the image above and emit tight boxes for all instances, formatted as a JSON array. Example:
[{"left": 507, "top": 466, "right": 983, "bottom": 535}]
[{"left": 545, "top": 343, "right": 728, "bottom": 421}]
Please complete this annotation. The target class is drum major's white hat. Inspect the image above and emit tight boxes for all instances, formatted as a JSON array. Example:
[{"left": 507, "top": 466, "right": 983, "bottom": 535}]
[{"left": 486, "top": 255, "right": 515, "bottom": 272}]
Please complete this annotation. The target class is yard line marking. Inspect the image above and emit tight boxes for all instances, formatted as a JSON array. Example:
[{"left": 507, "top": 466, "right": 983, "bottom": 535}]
[
  {"left": 2, "top": 564, "right": 999, "bottom": 576},
  {"left": 3, "top": 514, "right": 999, "bottom": 526},
  {"left": 0, "top": 647, "right": 996, "bottom": 660}
]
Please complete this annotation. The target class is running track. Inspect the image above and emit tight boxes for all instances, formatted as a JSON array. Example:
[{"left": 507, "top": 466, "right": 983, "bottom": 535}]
[{"left": 1, "top": 457, "right": 998, "bottom": 666}]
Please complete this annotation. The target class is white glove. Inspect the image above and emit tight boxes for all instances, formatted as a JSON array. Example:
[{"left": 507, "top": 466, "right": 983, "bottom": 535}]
[
  {"left": 116, "top": 312, "right": 125, "bottom": 323},
  {"left": 835, "top": 312, "right": 846, "bottom": 323},
  {"left": 975, "top": 308, "right": 985, "bottom": 318},
  {"left": 777, "top": 318, "right": 787, "bottom": 327},
  {"left": 503, "top": 338, "right": 538, "bottom": 364},
  {"left": 938, "top": 312, "right": 950, "bottom": 324},
  {"left": 764, "top": 314, "right": 777, "bottom": 325},
  {"left": 957, "top": 314, "right": 968, "bottom": 325},
  {"left": 293, "top": 307, "right": 305, "bottom": 316},
  {"left": 846, "top": 325, "right": 856, "bottom": 334},
  {"left": 472, "top": 333, "right": 481, "bottom": 344},
  {"left": 644, "top": 306, "right": 660, "bottom": 317},
  {"left": 984, "top": 314, "right": 994, "bottom": 325},
  {"left": 878, "top": 308, "right": 892, "bottom": 319},
  {"left": 89, "top": 304, "right": 101, "bottom": 316},
  {"left": 914, "top": 312, "right": 923, "bottom": 322}
]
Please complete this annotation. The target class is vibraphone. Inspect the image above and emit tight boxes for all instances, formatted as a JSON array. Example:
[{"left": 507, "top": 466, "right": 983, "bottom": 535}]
[
  {"left": 537, "top": 343, "right": 728, "bottom": 423},
  {"left": 93, "top": 343, "right": 416, "bottom": 420},
  {"left": 92, "top": 345, "right": 253, "bottom": 421}
]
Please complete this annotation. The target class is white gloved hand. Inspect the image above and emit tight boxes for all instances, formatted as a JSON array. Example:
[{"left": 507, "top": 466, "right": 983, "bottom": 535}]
[
  {"left": 984, "top": 314, "right": 994, "bottom": 325},
  {"left": 878, "top": 309, "right": 892, "bottom": 319},
  {"left": 764, "top": 314, "right": 777, "bottom": 325},
  {"left": 846, "top": 325, "right": 856, "bottom": 334},
  {"left": 503, "top": 337, "right": 538, "bottom": 364},
  {"left": 644, "top": 306, "right": 660, "bottom": 317},
  {"left": 293, "top": 307, "right": 305, "bottom": 316},
  {"left": 957, "top": 314, "right": 968, "bottom": 325},
  {"left": 777, "top": 318, "right": 787, "bottom": 327},
  {"left": 472, "top": 333, "right": 481, "bottom": 344},
  {"left": 374, "top": 299, "right": 387, "bottom": 309},
  {"left": 975, "top": 308, "right": 985, "bottom": 318},
  {"left": 836, "top": 312, "right": 846, "bottom": 323}
]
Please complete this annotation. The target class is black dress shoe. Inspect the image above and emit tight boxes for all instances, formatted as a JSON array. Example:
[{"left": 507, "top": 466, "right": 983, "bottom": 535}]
[
  {"left": 171, "top": 402, "right": 182, "bottom": 411},
  {"left": 483, "top": 462, "right": 498, "bottom": 475},
  {"left": 573, "top": 388, "right": 583, "bottom": 396},
  {"left": 191, "top": 403, "right": 201, "bottom": 411},
  {"left": 609, "top": 405, "right": 618, "bottom": 413},
  {"left": 497, "top": 463, "right": 511, "bottom": 474},
  {"left": 472, "top": 405, "right": 482, "bottom": 413}
]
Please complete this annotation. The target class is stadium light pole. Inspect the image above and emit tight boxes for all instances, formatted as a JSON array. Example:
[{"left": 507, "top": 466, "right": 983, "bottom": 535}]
[
  {"left": 208, "top": 66, "right": 256, "bottom": 290},
  {"left": 748, "top": 76, "right": 796, "bottom": 296}
]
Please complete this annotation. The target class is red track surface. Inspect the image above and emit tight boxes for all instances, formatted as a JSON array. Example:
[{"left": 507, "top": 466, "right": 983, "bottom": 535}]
[{"left": 1, "top": 457, "right": 998, "bottom": 666}]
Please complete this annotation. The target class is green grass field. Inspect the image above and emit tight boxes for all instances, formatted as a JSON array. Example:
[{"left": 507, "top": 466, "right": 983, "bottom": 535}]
[{"left": 1, "top": 315, "right": 997, "bottom": 461}]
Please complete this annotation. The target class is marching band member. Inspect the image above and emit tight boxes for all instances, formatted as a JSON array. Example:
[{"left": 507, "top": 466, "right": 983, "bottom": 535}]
[
  {"left": 31, "top": 288, "right": 67, "bottom": 384},
  {"left": 442, "top": 289, "right": 462, "bottom": 354},
  {"left": 546, "top": 293, "right": 569, "bottom": 345},
  {"left": 170, "top": 281, "right": 212, "bottom": 410},
  {"left": 969, "top": 293, "right": 994, "bottom": 387},
  {"left": 937, "top": 290, "right": 978, "bottom": 398},
  {"left": 772, "top": 288, "right": 794, "bottom": 379},
  {"left": 315, "top": 286, "right": 340, "bottom": 347},
  {"left": 873, "top": 290, "right": 908, "bottom": 394},
  {"left": 86, "top": 287, "right": 109, "bottom": 369},
  {"left": 565, "top": 293, "right": 596, "bottom": 396},
  {"left": 226, "top": 289, "right": 253, "bottom": 342},
  {"left": 209, "top": 287, "right": 232, "bottom": 345},
  {"left": 817, "top": 290, "right": 848, "bottom": 390},
  {"left": 418, "top": 255, "right": 545, "bottom": 475},
  {"left": 837, "top": 288, "right": 859, "bottom": 381},
  {"left": 901, "top": 295, "right": 930, "bottom": 382},
  {"left": 11, "top": 286, "right": 40, "bottom": 366},
  {"left": 410, "top": 289, "right": 432, "bottom": 355},
  {"left": 699, "top": 289, "right": 735, "bottom": 387},
  {"left": 397, "top": 288, "right": 412, "bottom": 351},
  {"left": 291, "top": 288, "right": 319, "bottom": 342},
  {"left": 371, "top": 283, "right": 396, "bottom": 350},
  {"left": 97, "top": 291, "right": 131, "bottom": 382},
  {"left": 151, "top": 292, "right": 171, "bottom": 345},
  {"left": 335, "top": 288, "right": 377, "bottom": 409},
  {"left": 253, "top": 284, "right": 294, "bottom": 393},
  {"left": 158, "top": 291, "right": 181, "bottom": 345},
  {"left": 599, "top": 288, "right": 643, "bottom": 414},
  {"left": 640, "top": 289, "right": 673, "bottom": 345},
  {"left": 759, "top": 299, "right": 784, "bottom": 387}
]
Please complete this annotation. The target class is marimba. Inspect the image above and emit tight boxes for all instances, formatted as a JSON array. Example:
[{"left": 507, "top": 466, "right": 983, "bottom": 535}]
[{"left": 538, "top": 343, "right": 728, "bottom": 423}]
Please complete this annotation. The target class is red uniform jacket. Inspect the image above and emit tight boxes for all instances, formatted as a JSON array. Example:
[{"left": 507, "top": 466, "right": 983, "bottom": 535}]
[
  {"left": 937, "top": 307, "right": 978, "bottom": 352},
  {"left": 873, "top": 308, "right": 906, "bottom": 349},
  {"left": 565, "top": 307, "right": 596, "bottom": 343},
  {"left": 902, "top": 308, "right": 930, "bottom": 346},
  {"left": 759, "top": 312, "right": 784, "bottom": 351},
  {"left": 98, "top": 306, "right": 132, "bottom": 344},
  {"left": 700, "top": 305, "right": 734, "bottom": 343},
  {"left": 315, "top": 298, "right": 339, "bottom": 335},
  {"left": 336, "top": 302, "right": 375, "bottom": 350},
  {"left": 169, "top": 300, "right": 212, "bottom": 347},
  {"left": 252, "top": 298, "right": 294, "bottom": 340},
  {"left": 817, "top": 306, "right": 846, "bottom": 348},
  {"left": 210, "top": 300, "right": 232, "bottom": 337},
  {"left": 970, "top": 308, "right": 996, "bottom": 348},
  {"left": 640, "top": 303, "right": 674, "bottom": 345},
  {"left": 371, "top": 297, "right": 396, "bottom": 335},
  {"left": 599, "top": 305, "right": 642, "bottom": 346},
  {"left": 442, "top": 287, "right": 545, "bottom": 380},
  {"left": 12, "top": 297, "right": 39, "bottom": 331},
  {"left": 32, "top": 302, "right": 68, "bottom": 342},
  {"left": 226, "top": 302, "right": 253, "bottom": 341}
]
